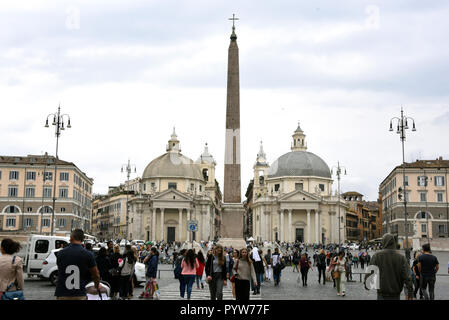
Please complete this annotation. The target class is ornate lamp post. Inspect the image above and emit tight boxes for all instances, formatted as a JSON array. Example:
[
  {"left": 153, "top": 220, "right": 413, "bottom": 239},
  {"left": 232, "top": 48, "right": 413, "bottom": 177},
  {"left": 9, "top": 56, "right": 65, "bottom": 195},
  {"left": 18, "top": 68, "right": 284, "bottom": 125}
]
[
  {"left": 44, "top": 105, "right": 71, "bottom": 236},
  {"left": 331, "top": 162, "right": 347, "bottom": 249},
  {"left": 121, "top": 160, "right": 136, "bottom": 240},
  {"left": 389, "top": 107, "right": 416, "bottom": 261}
]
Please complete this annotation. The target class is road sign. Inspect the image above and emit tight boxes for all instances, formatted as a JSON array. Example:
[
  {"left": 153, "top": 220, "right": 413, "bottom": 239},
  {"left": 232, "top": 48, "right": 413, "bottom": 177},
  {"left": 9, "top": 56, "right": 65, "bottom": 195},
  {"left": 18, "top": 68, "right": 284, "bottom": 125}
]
[{"left": 187, "top": 220, "right": 198, "bottom": 232}]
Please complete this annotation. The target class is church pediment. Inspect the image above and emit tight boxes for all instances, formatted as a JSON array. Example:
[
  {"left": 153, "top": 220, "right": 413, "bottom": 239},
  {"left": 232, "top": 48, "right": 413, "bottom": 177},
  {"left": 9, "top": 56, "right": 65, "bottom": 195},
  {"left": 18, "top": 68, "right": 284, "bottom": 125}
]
[
  {"left": 152, "top": 188, "right": 192, "bottom": 201},
  {"left": 279, "top": 189, "right": 321, "bottom": 202}
]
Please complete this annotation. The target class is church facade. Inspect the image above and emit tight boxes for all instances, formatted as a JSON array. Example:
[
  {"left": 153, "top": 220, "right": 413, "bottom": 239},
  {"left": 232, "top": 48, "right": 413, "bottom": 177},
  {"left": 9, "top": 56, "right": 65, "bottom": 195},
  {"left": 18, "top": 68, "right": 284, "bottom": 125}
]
[
  {"left": 245, "top": 124, "right": 348, "bottom": 244},
  {"left": 126, "top": 129, "right": 222, "bottom": 242}
]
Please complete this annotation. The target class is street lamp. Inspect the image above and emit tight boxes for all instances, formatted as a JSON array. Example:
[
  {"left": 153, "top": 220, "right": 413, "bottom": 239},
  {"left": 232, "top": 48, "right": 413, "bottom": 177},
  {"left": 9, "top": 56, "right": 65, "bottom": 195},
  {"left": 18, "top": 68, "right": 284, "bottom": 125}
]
[
  {"left": 389, "top": 107, "right": 416, "bottom": 261},
  {"left": 331, "top": 162, "right": 347, "bottom": 250},
  {"left": 44, "top": 105, "right": 71, "bottom": 236},
  {"left": 121, "top": 160, "right": 136, "bottom": 240}
]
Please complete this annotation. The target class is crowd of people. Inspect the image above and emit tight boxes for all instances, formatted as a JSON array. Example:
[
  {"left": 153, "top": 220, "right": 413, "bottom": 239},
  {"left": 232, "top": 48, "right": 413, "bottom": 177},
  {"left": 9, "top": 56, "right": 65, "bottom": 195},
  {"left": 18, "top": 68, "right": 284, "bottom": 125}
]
[{"left": 0, "top": 231, "right": 446, "bottom": 300}]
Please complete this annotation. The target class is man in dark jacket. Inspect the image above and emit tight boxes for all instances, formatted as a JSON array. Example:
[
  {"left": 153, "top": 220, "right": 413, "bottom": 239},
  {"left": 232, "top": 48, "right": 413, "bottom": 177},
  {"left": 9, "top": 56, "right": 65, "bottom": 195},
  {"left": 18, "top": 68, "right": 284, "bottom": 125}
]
[{"left": 366, "top": 233, "right": 413, "bottom": 300}]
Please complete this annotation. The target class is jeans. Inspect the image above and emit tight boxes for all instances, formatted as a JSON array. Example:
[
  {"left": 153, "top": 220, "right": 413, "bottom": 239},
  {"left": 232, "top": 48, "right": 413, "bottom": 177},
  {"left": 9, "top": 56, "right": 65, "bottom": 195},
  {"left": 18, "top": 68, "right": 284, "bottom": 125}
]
[
  {"left": 266, "top": 265, "right": 272, "bottom": 280},
  {"left": 208, "top": 273, "right": 224, "bottom": 300},
  {"left": 195, "top": 274, "right": 203, "bottom": 288},
  {"left": 317, "top": 265, "right": 326, "bottom": 284},
  {"left": 181, "top": 275, "right": 196, "bottom": 299},
  {"left": 235, "top": 278, "right": 250, "bottom": 300},
  {"left": 300, "top": 268, "right": 308, "bottom": 285},
  {"left": 420, "top": 276, "right": 436, "bottom": 300},
  {"left": 273, "top": 268, "right": 281, "bottom": 285}
]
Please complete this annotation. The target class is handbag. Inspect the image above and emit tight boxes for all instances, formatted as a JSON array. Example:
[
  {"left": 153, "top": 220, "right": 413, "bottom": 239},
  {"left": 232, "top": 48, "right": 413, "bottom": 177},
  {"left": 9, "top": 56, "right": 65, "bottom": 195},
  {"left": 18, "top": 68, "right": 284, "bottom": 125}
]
[
  {"left": 1, "top": 256, "right": 25, "bottom": 301},
  {"left": 230, "top": 260, "right": 239, "bottom": 283}
]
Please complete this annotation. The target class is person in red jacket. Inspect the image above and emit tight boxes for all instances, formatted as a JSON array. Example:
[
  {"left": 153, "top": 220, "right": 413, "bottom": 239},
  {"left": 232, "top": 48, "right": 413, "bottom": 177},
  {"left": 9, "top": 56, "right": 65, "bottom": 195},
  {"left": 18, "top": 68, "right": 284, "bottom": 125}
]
[{"left": 196, "top": 251, "right": 206, "bottom": 289}]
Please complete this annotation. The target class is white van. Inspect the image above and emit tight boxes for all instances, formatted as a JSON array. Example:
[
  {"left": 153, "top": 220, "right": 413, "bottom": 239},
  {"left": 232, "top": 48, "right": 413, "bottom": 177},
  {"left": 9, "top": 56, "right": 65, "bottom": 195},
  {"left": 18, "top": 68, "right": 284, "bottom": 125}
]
[{"left": 24, "top": 235, "right": 69, "bottom": 277}]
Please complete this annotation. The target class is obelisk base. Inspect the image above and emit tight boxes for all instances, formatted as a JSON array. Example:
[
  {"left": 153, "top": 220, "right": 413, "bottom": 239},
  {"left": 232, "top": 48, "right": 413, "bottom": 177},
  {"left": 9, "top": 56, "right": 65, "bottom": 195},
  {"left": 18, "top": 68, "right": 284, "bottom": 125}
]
[{"left": 218, "top": 203, "right": 246, "bottom": 250}]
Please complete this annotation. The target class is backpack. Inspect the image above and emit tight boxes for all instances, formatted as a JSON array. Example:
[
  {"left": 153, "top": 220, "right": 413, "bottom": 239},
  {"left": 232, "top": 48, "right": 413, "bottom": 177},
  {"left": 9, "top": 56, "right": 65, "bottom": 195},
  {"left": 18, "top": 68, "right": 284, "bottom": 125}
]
[{"left": 173, "top": 257, "right": 182, "bottom": 279}]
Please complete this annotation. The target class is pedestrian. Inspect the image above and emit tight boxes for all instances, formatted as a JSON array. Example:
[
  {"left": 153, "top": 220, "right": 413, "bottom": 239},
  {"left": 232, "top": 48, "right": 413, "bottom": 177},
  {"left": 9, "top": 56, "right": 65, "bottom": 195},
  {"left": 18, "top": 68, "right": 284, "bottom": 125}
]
[
  {"left": 140, "top": 247, "right": 159, "bottom": 299},
  {"left": 299, "top": 253, "right": 312, "bottom": 286},
  {"left": 292, "top": 250, "right": 300, "bottom": 273},
  {"left": 54, "top": 229, "right": 100, "bottom": 300},
  {"left": 230, "top": 249, "right": 239, "bottom": 298},
  {"left": 129, "top": 246, "right": 139, "bottom": 297},
  {"left": 418, "top": 243, "right": 439, "bottom": 300},
  {"left": 263, "top": 249, "right": 272, "bottom": 282},
  {"left": 412, "top": 251, "right": 423, "bottom": 299},
  {"left": 205, "top": 245, "right": 228, "bottom": 300},
  {"left": 326, "top": 251, "right": 331, "bottom": 267},
  {"left": 331, "top": 251, "right": 346, "bottom": 296},
  {"left": 196, "top": 251, "right": 206, "bottom": 289},
  {"left": 118, "top": 247, "right": 136, "bottom": 300},
  {"left": 106, "top": 240, "right": 114, "bottom": 256},
  {"left": 95, "top": 247, "right": 112, "bottom": 284},
  {"left": 174, "top": 249, "right": 187, "bottom": 297},
  {"left": 272, "top": 247, "right": 283, "bottom": 286},
  {"left": 360, "top": 253, "right": 365, "bottom": 269},
  {"left": 251, "top": 248, "right": 264, "bottom": 295},
  {"left": 109, "top": 244, "right": 122, "bottom": 299},
  {"left": 365, "top": 233, "right": 413, "bottom": 300},
  {"left": 179, "top": 249, "right": 199, "bottom": 300},
  {"left": 233, "top": 248, "right": 257, "bottom": 301},
  {"left": 0, "top": 238, "right": 25, "bottom": 300},
  {"left": 317, "top": 249, "right": 327, "bottom": 285}
]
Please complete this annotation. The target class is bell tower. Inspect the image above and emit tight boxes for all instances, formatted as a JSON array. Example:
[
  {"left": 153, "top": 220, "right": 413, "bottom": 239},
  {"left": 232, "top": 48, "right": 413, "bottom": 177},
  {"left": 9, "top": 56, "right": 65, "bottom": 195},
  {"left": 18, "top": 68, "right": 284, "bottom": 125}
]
[{"left": 291, "top": 122, "right": 307, "bottom": 151}]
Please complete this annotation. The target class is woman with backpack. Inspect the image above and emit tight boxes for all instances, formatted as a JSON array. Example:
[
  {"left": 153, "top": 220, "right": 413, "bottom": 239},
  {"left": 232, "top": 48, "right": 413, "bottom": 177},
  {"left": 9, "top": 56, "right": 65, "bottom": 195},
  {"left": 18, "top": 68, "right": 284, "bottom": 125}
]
[
  {"left": 196, "top": 251, "right": 206, "bottom": 290},
  {"left": 109, "top": 244, "right": 122, "bottom": 299},
  {"left": 180, "top": 249, "right": 199, "bottom": 300},
  {"left": 205, "top": 245, "right": 228, "bottom": 300},
  {"left": 118, "top": 249, "right": 136, "bottom": 300},
  {"left": 0, "top": 239, "right": 24, "bottom": 300},
  {"left": 299, "top": 253, "right": 312, "bottom": 286},
  {"left": 233, "top": 248, "right": 257, "bottom": 301},
  {"left": 317, "top": 249, "right": 327, "bottom": 285},
  {"left": 140, "top": 247, "right": 159, "bottom": 299}
]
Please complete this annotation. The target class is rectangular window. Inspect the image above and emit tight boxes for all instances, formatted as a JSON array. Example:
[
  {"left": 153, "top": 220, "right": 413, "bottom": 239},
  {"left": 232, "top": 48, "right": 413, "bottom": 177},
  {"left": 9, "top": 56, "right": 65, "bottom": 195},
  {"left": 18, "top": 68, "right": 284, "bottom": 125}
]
[
  {"left": 418, "top": 176, "right": 428, "bottom": 187},
  {"left": 25, "top": 187, "right": 35, "bottom": 198},
  {"left": 199, "top": 185, "right": 202, "bottom": 192},
  {"left": 421, "top": 224, "right": 427, "bottom": 232},
  {"left": 435, "top": 176, "right": 445, "bottom": 186},
  {"left": 27, "top": 207, "right": 33, "bottom": 213},
  {"left": 437, "top": 193, "right": 444, "bottom": 202},
  {"left": 190, "top": 183, "right": 194, "bottom": 191},
  {"left": 295, "top": 183, "right": 303, "bottom": 190},
  {"left": 9, "top": 171, "right": 19, "bottom": 180},
  {"left": 26, "top": 171, "right": 36, "bottom": 180},
  {"left": 60, "top": 207, "right": 66, "bottom": 213},
  {"left": 25, "top": 218, "right": 33, "bottom": 227},
  {"left": 274, "top": 184, "right": 280, "bottom": 192},
  {"left": 43, "top": 187, "right": 52, "bottom": 198},
  {"left": 0, "top": 170, "right": 2, "bottom": 180},
  {"left": 151, "top": 182, "right": 155, "bottom": 189},
  {"left": 438, "top": 224, "right": 447, "bottom": 235},
  {"left": 44, "top": 172, "right": 53, "bottom": 181},
  {"left": 6, "top": 218, "right": 16, "bottom": 227},
  {"left": 319, "top": 184, "right": 325, "bottom": 192},
  {"left": 420, "top": 192, "right": 427, "bottom": 202},
  {"left": 42, "top": 219, "right": 50, "bottom": 227},
  {"left": 59, "top": 187, "right": 68, "bottom": 198},
  {"left": 168, "top": 182, "right": 177, "bottom": 190},
  {"left": 60, "top": 172, "right": 69, "bottom": 181},
  {"left": 404, "top": 176, "right": 409, "bottom": 186},
  {"left": 57, "top": 219, "right": 66, "bottom": 228},
  {"left": 8, "top": 186, "right": 18, "bottom": 197}
]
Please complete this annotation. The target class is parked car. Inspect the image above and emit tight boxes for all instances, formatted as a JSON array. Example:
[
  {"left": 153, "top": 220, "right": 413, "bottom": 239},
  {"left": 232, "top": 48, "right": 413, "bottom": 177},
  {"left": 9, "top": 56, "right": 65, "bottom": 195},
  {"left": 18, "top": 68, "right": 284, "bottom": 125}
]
[
  {"left": 349, "top": 243, "right": 360, "bottom": 250},
  {"left": 40, "top": 248, "right": 62, "bottom": 285},
  {"left": 132, "top": 240, "right": 145, "bottom": 247}
]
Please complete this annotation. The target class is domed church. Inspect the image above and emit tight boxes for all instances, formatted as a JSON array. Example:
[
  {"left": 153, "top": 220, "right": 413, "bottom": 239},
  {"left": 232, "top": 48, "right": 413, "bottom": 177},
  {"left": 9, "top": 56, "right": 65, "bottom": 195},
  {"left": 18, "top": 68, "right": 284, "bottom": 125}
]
[
  {"left": 246, "top": 123, "right": 347, "bottom": 244},
  {"left": 127, "top": 128, "right": 222, "bottom": 242}
]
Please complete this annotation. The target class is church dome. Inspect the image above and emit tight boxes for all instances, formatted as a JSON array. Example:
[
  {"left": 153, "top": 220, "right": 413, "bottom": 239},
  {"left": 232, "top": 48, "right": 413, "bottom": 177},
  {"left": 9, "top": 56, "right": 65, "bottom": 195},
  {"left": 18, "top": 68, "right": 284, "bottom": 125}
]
[
  {"left": 142, "top": 152, "right": 204, "bottom": 180},
  {"left": 268, "top": 151, "right": 331, "bottom": 179}
]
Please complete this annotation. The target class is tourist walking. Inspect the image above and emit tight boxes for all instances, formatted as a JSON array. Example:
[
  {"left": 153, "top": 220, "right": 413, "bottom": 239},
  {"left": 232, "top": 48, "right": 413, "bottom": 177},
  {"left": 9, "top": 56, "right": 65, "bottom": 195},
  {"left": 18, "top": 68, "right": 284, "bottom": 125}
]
[
  {"left": 366, "top": 233, "right": 413, "bottom": 300},
  {"left": 118, "top": 248, "right": 136, "bottom": 300},
  {"left": 251, "top": 247, "right": 264, "bottom": 295},
  {"left": 272, "top": 247, "right": 283, "bottom": 286},
  {"left": 230, "top": 249, "right": 239, "bottom": 298},
  {"left": 54, "top": 229, "right": 100, "bottom": 300},
  {"left": 0, "top": 238, "right": 25, "bottom": 300},
  {"left": 180, "top": 249, "right": 199, "bottom": 300},
  {"left": 418, "top": 243, "right": 439, "bottom": 300},
  {"left": 316, "top": 249, "right": 327, "bottom": 285},
  {"left": 205, "top": 245, "right": 228, "bottom": 300},
  {"left": 196, "top": 251, "right": 206, "bottom": 289},
  {"left": 174, "top": 249, "right": 187, "bottom": 298},
  {"left": 299, "top": 253, "right": 312, "bottom": 286},
  {"left": 109, "top": 244, "right": 122, "bottom": 299},
  {"left": 412, "top": 251, "right": 423, "bottom": 299},
  {"left": 264, "top": 249, "right": 273, "bottom": 281},
  {"left": 331, "top": 251, "right": 346, "bottom": 296},
  {"left": 292, "top": 250, "right": 300, "bottom": 272},
  {"left": 95, "top": 247, "right": 112, "bottom": 284},
  {"left": 233, "top": 248, "right": 257, "bottom": 301},
  {"left": 140, "top": 247, "right": 159, "bottom": 299}
]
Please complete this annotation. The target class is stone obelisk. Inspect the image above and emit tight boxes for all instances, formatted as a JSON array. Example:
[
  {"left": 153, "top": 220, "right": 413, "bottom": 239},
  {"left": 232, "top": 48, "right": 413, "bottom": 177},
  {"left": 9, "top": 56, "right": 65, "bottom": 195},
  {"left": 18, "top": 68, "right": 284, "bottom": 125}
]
[{"left": 219, "top": 15, "right": 246, "bottom": 249}]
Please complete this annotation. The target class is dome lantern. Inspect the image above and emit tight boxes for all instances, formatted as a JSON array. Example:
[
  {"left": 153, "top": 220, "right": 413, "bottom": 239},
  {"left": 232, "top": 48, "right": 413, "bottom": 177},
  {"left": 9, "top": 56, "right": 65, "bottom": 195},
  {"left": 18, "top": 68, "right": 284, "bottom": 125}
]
[{"left": 291, "top": 121, "right": 307, "bottom": 151}]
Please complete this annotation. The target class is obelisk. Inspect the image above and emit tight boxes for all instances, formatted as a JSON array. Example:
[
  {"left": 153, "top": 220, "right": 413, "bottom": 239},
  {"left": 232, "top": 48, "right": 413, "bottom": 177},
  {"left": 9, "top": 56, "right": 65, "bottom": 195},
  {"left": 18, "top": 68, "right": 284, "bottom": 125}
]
[{"left": 219, "top": 14, "right": 246, "bottom": 249}]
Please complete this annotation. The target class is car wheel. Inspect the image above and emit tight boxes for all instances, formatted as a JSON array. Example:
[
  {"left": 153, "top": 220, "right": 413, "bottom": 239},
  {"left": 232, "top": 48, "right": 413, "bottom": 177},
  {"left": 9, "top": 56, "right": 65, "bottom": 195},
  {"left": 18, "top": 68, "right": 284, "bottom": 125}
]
[{"left": 50, "top": 271, "right": 58, "bottom": 286}]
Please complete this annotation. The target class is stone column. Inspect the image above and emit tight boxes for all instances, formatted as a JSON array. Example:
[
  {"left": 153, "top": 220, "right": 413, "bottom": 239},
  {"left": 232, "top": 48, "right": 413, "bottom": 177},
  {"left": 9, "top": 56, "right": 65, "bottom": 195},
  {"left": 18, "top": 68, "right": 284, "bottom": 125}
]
[
  {"left": 260, "top": 207, "right": 264, "bottom": 241},
  {"left": 152, "top": 208, "right": 156, "bottom": 242},
  {"left": 160, "top": 208, "right": 165, "bottom": 241},
  {"left": 280, "top": 210, "right": 284, "bottom": 242},
  {"left": 187, "top": 209, "right": 191, "bottom": 242},
  {"left": 178, "top": 208, "right": 183, "bottom": 242},
  {"left": 288, "top": 209, "right": 292, "bottom": 243},
  {"left": 329, "top": 212, "right": 333, "bottom": 243},
  {"left": 315, "top": 210, "right": 319, "bottom": 244},
  {"left": 307, "top": 210, "right": 311, "bottom": 243}
]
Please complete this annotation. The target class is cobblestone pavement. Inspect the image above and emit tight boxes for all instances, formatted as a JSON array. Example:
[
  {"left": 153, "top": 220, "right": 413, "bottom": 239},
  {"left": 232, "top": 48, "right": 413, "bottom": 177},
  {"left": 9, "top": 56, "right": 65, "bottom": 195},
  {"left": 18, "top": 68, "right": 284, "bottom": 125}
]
[{"left": 23, "top": 250, "right": 449, "bottom": 300}]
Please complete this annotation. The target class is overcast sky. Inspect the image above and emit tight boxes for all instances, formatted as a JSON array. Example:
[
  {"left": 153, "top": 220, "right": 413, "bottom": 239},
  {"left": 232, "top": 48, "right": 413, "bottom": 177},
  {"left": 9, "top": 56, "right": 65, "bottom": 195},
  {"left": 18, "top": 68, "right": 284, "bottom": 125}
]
[{"left": 1, "top": 0, "right": 448, "bottom": 201}]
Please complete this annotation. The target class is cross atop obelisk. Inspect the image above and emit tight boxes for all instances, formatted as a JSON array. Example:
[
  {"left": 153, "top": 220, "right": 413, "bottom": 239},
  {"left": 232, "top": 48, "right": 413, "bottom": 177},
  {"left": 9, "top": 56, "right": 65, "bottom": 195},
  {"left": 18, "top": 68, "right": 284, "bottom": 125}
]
[{"left": 228, "top": 14, "right": 239, "bottom": 39}]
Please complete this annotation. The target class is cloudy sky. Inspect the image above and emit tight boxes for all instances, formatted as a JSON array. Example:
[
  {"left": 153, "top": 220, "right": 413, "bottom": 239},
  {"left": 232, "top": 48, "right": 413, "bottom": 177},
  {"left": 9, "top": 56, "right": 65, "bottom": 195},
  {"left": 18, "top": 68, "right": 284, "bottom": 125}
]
[{"left": 1, "top": 0, "right": 448, "bottom": 201}]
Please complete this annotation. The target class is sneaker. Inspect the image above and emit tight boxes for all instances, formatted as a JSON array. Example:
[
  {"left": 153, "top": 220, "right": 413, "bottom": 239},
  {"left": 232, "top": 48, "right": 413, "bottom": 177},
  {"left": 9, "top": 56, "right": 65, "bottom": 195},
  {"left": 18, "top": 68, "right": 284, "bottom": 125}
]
[
  {"left": 201, "top": 283, "right": 204, "bottom": 289},
  {"left": 337, "top": 293, "right": 341, "bottom": 296},
  {"left": 342, "top": 292, "right": 345, "bottom": 297}
]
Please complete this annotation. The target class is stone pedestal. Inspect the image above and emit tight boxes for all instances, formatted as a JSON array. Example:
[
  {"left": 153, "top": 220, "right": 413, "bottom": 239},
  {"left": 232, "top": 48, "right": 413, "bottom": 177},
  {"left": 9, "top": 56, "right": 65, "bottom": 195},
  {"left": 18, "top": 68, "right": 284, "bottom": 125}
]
[{"left": 218, "top": 203, "right": 246, "bottom": 249}]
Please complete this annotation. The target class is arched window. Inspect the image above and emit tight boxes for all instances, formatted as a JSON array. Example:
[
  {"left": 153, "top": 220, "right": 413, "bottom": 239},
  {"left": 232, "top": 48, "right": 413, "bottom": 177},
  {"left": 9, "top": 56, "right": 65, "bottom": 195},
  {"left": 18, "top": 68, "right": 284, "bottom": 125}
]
[
  {"left": 5, "top": 205, "right": 19, "bottom": 213},
  {"left": 202, "top": 169, "right": 209, "bottom": 181}
]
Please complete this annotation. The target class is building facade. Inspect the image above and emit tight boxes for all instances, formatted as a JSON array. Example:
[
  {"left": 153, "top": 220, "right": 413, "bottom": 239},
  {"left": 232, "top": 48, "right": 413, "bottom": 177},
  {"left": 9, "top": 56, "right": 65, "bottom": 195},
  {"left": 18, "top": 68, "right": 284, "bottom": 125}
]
[
  {"left": 245, "top": 124, "right": 347, "bottom": 244},
  {"left": 0, "top": 154, "right": 93, "bottom": 236},
  {"left": 379, "top": 157, "right": 449, "bottom": 247}
]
